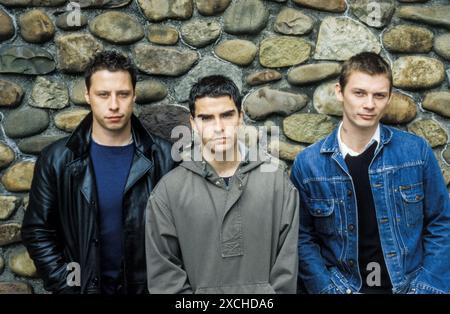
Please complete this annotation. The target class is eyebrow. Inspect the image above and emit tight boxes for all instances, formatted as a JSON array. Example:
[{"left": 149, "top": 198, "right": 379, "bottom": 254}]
[
  {"left": 351, "top": 88, "right": 389, "bottom": 94},
  {"left": 94, "top": 90, "right": 132, "bottom": 93},
  {"left": 196, "top": 109, "right": 236, "bottom": 119},
  {"left": 220, "top": 109, "right": 237, "bottom": 116},
  {"left": 196, "top": 113, "right": 212, "bottom": 119}
]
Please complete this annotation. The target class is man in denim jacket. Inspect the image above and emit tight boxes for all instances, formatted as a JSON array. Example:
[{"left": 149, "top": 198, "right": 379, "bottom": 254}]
[{"left": 291, "top": 52, "right": 450, "bottom": 294}]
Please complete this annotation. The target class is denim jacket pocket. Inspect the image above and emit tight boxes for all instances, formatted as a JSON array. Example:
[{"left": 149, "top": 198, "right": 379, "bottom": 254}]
[
  {"left": 306, "top": 198, "right": 336, "bottom": 235},
  {"left": 399, "top": 183, "right": 424, "bottom": 227}
]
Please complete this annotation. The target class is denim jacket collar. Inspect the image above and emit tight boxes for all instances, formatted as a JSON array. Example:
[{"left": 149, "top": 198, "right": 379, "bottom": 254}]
[{"left": 320, "top": 123, "right": 394, "bottom": 155}]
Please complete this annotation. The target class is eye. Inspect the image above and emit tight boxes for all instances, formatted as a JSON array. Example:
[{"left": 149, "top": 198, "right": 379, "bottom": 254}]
[
  {"left": 375, "top": 94, "right": 387, "bottom": 99},
  {"left": 354, "top": 91, "right": 364, "bottom": 96},
  {"left": 200, "top": 116, "right": 212, "bottom": 121},
  {"left": 222, "top": 112, "right": 235, "bottom": 118},
  {"left": 98, "top": 93, "right": 108, "bottom": 98},
  {"left": 119, "top": 92, "right": 131, "bottom": 98}
]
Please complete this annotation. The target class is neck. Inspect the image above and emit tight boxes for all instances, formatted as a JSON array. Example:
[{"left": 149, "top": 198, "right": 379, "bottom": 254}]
[
  {"left": 340, "top": 119, "right": 378, "bottom": 154},
  {"left": 92, "top": 123, "right": 132, "bottom": 146},
  {"left": 203, "top": 145, "right": 242, "bottom": 178}
]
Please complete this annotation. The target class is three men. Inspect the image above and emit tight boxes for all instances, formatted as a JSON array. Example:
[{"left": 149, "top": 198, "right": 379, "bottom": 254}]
[
  {"left": 145, "top": 75, "right": 299, "bottom": 293},
  {"left": 21, "top": 50, "right": 449, "bottom": 295},
  {"left": 22, "top": 51, "right": 175, "bottom": 294},
  {"left": 291, "top": 52, "right": 450, "bottom": 294}
]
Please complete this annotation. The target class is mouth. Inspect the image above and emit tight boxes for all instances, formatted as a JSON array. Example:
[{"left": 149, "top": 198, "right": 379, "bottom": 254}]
[
  {"left": 358, "top": 114, "right": 377, "bottom": 120},
  {"left": 105, "top": 115, "right": 124, "bottom": 122},
  {"left": 212, "top": 137, "right": 229, "bottom": 143}
]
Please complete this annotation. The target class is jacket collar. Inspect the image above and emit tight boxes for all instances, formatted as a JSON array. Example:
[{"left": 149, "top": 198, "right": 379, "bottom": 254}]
[
  {"left": 65, "top": 112, "right": 155, "bottom": 157},
  {"left": 320, "top": 123, "right": 393, "bottom": 154},
  {"left": 179, "top": 141, "right": 269, "bottom": 180}
]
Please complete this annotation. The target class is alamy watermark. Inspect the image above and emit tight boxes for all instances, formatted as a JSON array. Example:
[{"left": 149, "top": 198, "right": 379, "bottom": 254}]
[
  {"left": 366, "top": 262, "right": 382, "bottom": 287},
  {"left": 366, "top": 2, "right": 382, "bottom": 28},
  {"left": 169, "top": 124, "right": 281, "bottom": 173},
  {"left": 66, "top": 262, "right": 81, "bottom": 287},
  {"left": 66, "top": 2, "right": 82, "bottom": 27}
]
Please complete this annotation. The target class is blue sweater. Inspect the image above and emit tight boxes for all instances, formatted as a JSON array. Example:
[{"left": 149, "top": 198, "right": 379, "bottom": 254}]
[{"left": 90, "top": 139, "right": 134, "bottom": 294}]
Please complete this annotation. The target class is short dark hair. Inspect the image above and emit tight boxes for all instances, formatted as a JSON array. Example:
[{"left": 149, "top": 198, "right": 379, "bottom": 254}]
[
  {"left": 339, "top": 52, "right": 393, "bottom": 93},
  {"left": 188, "top": 75, "right": 241, "bottom": 116},
  {"left": 84, "top": 50, "right": 137, "bottom": 92}
]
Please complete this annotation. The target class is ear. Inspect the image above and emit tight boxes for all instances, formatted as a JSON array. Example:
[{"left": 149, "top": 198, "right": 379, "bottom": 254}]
[
  {"left": 387, "top": 92, "right": 393, "bottom": 105},
  {"left": 382, "top": 92, "right": 393, "bottom": 115},
  {"left": 335, "top": 83, "right": 344, "bottom": 102},
  {"left": 190, "top": 115, "right": 198, "bottom": 134},
  {"left": 84, "top": 89, "right": 91, "bottom": 106}
]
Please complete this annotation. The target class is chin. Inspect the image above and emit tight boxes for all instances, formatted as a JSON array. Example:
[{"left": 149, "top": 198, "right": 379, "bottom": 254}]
[
  {"left": 212, "top": 145, "right": 228, "bottom": 154},
  {"left": 354, "top": 119, "right": 379, "bottom": 129},
  {"left": 105, "top": 124, "right": 127, "bottom": 132},
  {"left": 356, "top": 122, "right": 375, "bottom": 128},
  {"left": 212, "top": 144, "right": 234, "bottom": 155}
]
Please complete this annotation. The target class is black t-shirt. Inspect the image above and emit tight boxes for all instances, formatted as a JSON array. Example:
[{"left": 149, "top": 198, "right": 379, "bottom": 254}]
[{"left": 344, "top": 141, "right": 393, "bottom": 294}]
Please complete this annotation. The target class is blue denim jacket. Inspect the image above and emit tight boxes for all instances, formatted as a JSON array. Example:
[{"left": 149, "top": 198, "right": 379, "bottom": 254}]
[{"left": 291, "top": 124, "right": 450, "bottom": 294}]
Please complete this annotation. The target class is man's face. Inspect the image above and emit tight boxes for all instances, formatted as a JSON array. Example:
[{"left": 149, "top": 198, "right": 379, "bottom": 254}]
[
  {"left": 85, "top": 69, "right": 135, "bottom": 135},
  {"left": 190, "top": 96, "right": 243, "bottom": 158},
  {"left": 335, "top": 71, "right": 391, "bottom": 131}
]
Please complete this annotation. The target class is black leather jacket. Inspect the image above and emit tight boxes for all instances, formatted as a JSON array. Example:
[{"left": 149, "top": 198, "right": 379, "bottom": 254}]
[{"left": 22, "top": 113, "right": 175, "bottom": 294}]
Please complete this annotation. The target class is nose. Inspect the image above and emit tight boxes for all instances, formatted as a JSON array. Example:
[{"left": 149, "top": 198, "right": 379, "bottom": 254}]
[
  {"left": 109, "top": 94, "right": 119, "bottom": 111},
  {"left": 363, "top": 95, "right": 376, "bottom": 110},
  {"left": 213, "top": 117, "right": 225, "bottom": 134}
]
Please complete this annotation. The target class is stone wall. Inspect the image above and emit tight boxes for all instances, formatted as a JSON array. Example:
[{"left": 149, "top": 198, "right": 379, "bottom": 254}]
[{"left": 0, "top": 0, "right": 449, "bottom": 294}]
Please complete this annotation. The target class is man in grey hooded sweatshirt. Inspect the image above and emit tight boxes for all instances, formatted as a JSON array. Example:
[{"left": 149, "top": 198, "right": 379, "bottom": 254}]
[{"left": 145, "top": 75, "right": 299, "bottom": 294}]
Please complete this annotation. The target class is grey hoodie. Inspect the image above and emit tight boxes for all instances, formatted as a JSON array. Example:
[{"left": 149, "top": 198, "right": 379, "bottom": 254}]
[{"left": 145, "top": 147, "right": 299, "bottom": 294}]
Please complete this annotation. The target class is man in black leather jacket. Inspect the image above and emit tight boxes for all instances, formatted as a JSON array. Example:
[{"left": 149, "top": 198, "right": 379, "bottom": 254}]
[{"left": 21, "top": 51, "right": 176, "bottom": 294}]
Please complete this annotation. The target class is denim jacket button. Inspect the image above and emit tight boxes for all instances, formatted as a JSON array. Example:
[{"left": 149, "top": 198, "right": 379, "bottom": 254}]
[
  {"left": 348, "top": 259, "right": 355, "bottom": 267},
  {"left": 348, "top": 224, "right": 355, "bottom": 231},
  {"left": 347, "top": 190, "right": 353, "bottom": 196},
  {"left": 346, "top": 289, "right": 352, "bottom": 294}
]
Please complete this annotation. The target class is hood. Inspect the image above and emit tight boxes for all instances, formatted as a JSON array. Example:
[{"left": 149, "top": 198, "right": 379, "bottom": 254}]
[{"left": 179, "top": 142, "right": 270, "bottom": 180}]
